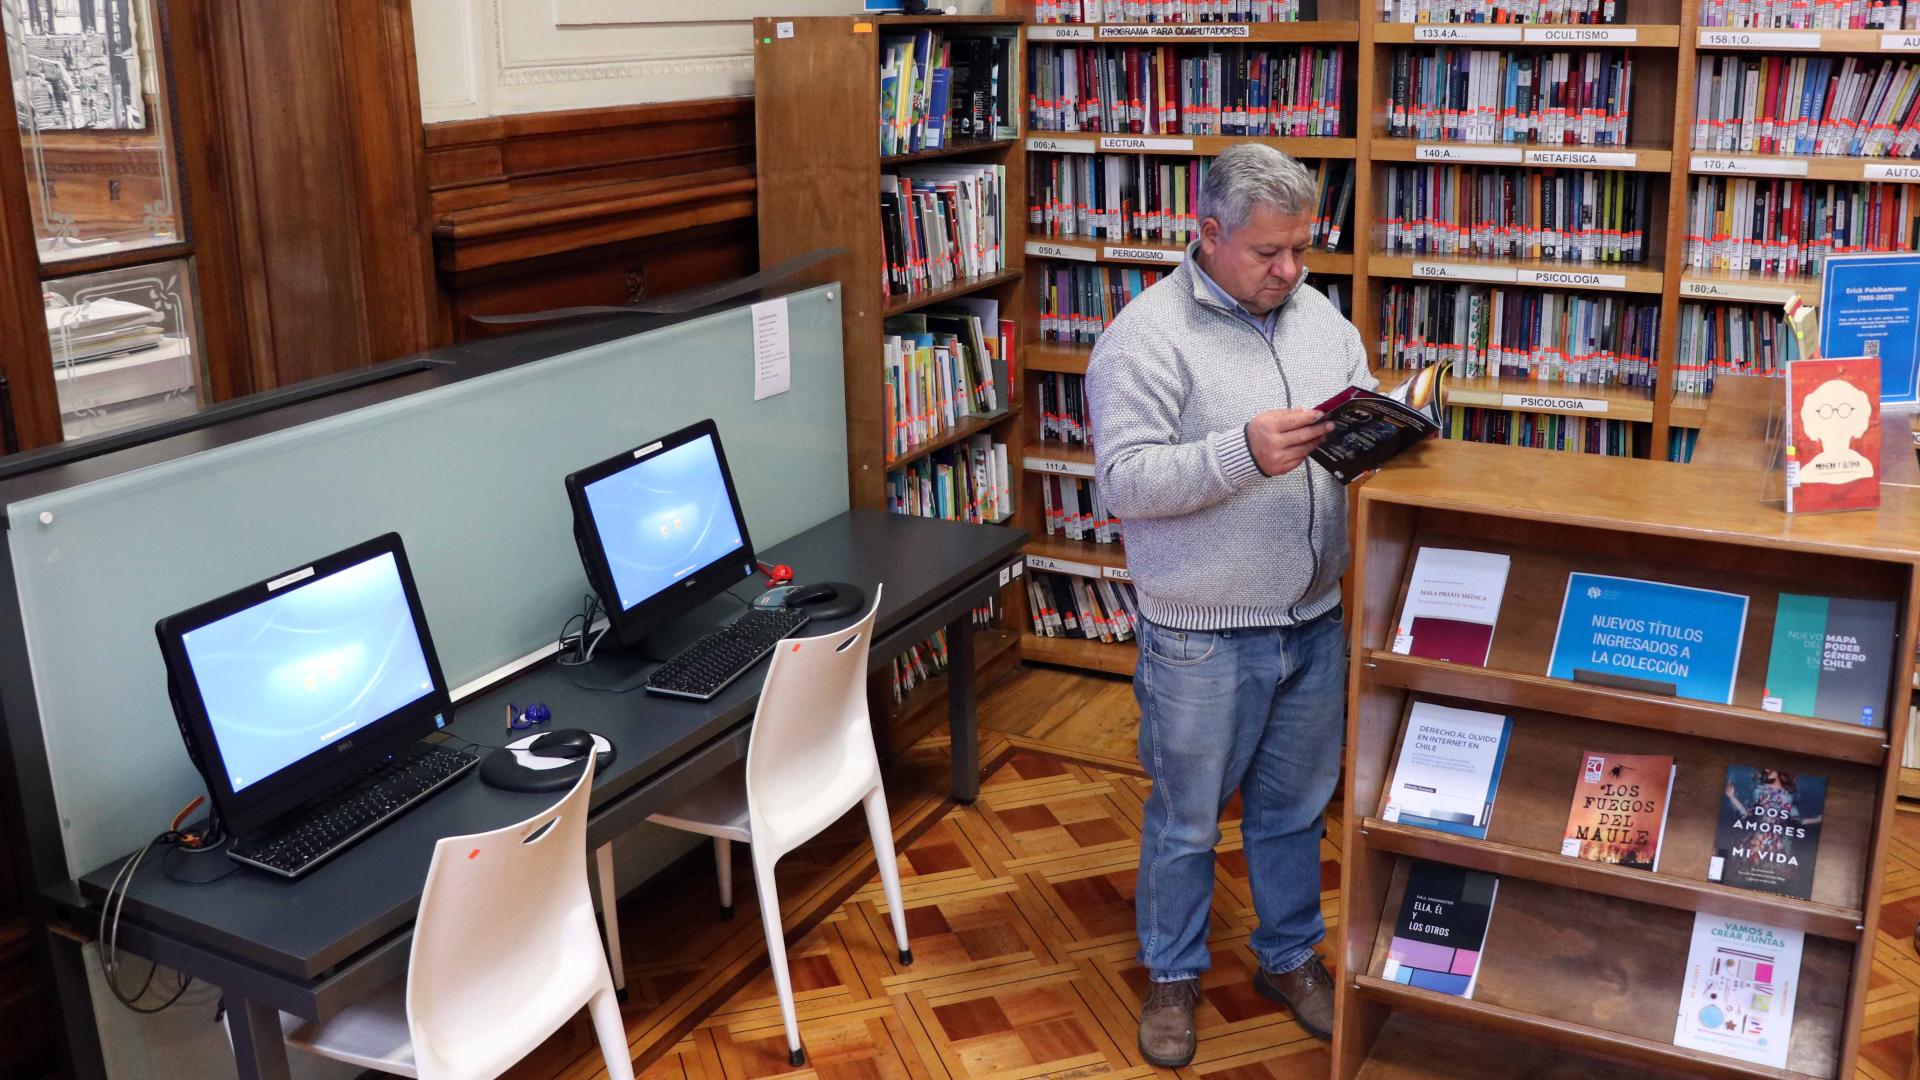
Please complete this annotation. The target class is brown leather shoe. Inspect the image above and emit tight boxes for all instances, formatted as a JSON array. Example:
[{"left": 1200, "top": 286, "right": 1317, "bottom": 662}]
[
  {"left": 1254, "top": 956, "right": 1335, "bottom": 1042},
  {"left": 1137, "top": 978, "right": 1201, "bottom": 1067}
]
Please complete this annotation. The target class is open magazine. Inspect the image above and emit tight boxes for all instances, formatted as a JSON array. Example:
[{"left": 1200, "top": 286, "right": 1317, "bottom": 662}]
[{"left": 1310, "top": 362, "right": 1449, "bottom": 484}]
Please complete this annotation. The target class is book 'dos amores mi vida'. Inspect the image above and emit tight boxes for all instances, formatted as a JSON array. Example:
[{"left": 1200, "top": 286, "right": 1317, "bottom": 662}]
[
  {"left": 1675, "top": 914, "right": 1804, "bottom": 1070},
  {"left": 1381, "top": 860, "right": 1498, "bottom": 999},
  {"left": 1763, "top": 593, "right": 1897, "bottom": 727},
  {"left": 1548, "top": 573, "right": 1749, "bottom": 704},
  {"left": 1711, "top": 766, "right": 1826, "bottom": 901},
  {"left": 1381, "top": 702, "right": 1512, "bottom": 839},
  {"left": 1786, "top": 355, "right": 1881, "bottom": 514},
  {"left": 1391, "top": 548, "right": 1511, "bottom": 666},
  {"left": 1560, "top": 751, "right": 1676, "bottom": 871}
]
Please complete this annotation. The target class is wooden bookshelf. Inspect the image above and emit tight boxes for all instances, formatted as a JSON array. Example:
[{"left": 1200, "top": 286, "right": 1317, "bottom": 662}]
[
  {"left": 1020, "top": 630, "right": 1139, "bottom": 674},
  {"left": 1335, "top": 438, "right": 1920, "bottom": 1080}
]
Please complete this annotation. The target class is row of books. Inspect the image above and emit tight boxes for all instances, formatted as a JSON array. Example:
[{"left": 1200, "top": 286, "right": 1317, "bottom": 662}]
[
  {"left": 1024, "top": 569, "right": 1140, "bottom": 644},
  {"left": 1682, "top": 177, "right": 1920, "bottom": 278},
  {"left": 879, "top": 30, "right": 1017, "bottom": 157},
  {"left": 1692, "top": 55, "right": 1920, "bottom": 159},
  {"left": 1386, "top": 48, "right": 1635, "bottom": 147},
  {"left": 1446, "top": 405, "right": 1638, "bottom": 455},
  {"left": 1034, "top": 0, "right": 1308, "bottom": 21},
  {"left": 1027, "top": 44, "right": 1348, "bottom": 137},
  {"left": 1379, "top": 282, "right": 1662, "bottom": 388},
  {"left": 1037, "top": 264, "right": 1171, "bottom": 343},
  {"left": 1667, "top": 425, "right": 1700, "bottom": 463},
  {"left": 1674, "top": 301, "right": 1799, "bottom": 395},
  {"left": 888, "top": 628, "right": 949, "bottom": 705},
  {"left": 879, "top": 165, "right": 1008, "bottom": 300},
  {"left": 1380, "top": 0, "right": 1622, "bottom": 24},
  {"left": 1037, "top": 372, "right": 1093, "bottom": 446},
  {"left": 886, "top": 437, "right": 1013, "bottom": 524},
  {"left": 1381, "top": 165, "right": 1652, "bottom": 264},
  {"left": 1029, "top": 154, "right": 1352, "bottom": 250},
  {"left": 1041, "top": 475, "right": 1123, "bottom": 543},
  {"left": 882, "top": 303, "right": 1011, "bottom": 460},
  {"left": 1699, "top": 0, "right": 1920, "bottom": 28}
]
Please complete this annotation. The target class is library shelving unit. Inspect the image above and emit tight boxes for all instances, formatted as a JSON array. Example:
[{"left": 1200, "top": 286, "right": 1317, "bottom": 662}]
[
  {"left": 753, "top": 13, "right": 1028, "bottom": 727},
  {"left": 1335, "top": 438, "right": 1920, "bottom": 1080}
]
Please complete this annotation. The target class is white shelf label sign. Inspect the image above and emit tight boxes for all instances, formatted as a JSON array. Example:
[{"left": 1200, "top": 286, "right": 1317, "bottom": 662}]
[
  {"left": 1099, "top": 135, "right": 1195, "bottom": 152},
  {"left": 1413, "top": 25, "right": 1521, "bottom": 41},
  {"left": 1499, "top": 393, "right": 1610, "bottom": 415},
  {"left": 1026, "top": 241, "right": 1097, "bottom": 262},
  {"left": 1027, "top": 137, "right": 1096, "bottom": 154},
  {"left": 1865, "top": 162, "right": 1920, "bottom": 182},
  {"left": 1104, "top": 245, "right": 1185, "bottom": 264},
  {"left": 1699, "top": 29, "right": 1819, "bottom": 48},
  {"left": 1024, "top": 455, "right": 1097, "bottom": 477},
  {"left": 1524, "top": 149, "right": 1638, "bottom": 168},
  {"left": 1026, "top": 554, "right": 1103, "bottom": 578},
  {"left": 1884, "top": 32, "right": 1920, "bottom": 50},
  {"left": 1412, "top": 261, "right": 1519, "bottom": 283},
  {"left": 1416, "top": 144, "right": 1524, "bottom": 164},
  {"left": 1522, "top": 26, "right": 1637, "bottom": 43},
  {"left": 1691, "top": 154, "right": 1808, "bottom": 177},
  {"left": 1680, "top": 278, "right": 1798, "bottom": 303},
  {"left": 1101, "top": 23, "right": 1250, "bottom": 37},
  {"left": 1517, "top": 269, "right": 1628, "bottom": 289},
  {"left": 1102, "top": 566, "right": 1131, "bottom": 582},
  {"left": 1028, "top": 24, "right": 1095, "bottom": 40}
]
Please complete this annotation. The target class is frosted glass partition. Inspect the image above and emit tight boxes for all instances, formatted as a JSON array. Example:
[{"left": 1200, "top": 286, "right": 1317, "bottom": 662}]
[{"left": 5, "top": 288, "right": 848, "bottom": 875}]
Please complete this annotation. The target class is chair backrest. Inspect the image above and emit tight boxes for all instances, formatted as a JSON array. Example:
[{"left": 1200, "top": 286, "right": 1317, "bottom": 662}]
[
  {"left": 406, "top": 757, "right": 604, "bottom": 1076},
  {"left": 744, "top": 585, "right": 884, "bottom": 855}
]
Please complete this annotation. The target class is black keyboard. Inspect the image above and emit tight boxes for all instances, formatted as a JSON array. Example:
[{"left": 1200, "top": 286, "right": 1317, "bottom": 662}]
[
  {"left": 644, "top": 606, "right": 813, "bottom": 701},
  {"left": 228, "top": 743, "right": 478, "bottom": 878}
]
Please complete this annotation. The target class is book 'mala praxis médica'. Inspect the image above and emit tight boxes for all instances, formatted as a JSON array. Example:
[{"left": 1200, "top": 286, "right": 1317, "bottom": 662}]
[
  {"left": 1763, "top": 593, "right": 1897, "bottom": 727},
  {"left": 1560, "top": 751, "right": 1676, "bottom": 871},
  {"left": 1391, "top": 547, "right": 1511, "bottom": 667},
  {"left": 1711, "top": 765, "right": 1827, "bottom": 901},
  {"left": 1547, "top": 573, "right": 1749, "bottom": 705},
  {"left": 1381, "top": 702, "right": 1512, "bottom": 839},
  {"left": 1674, "top": 914, "right": 1804, "bottom": 1069},
  {"left": 1381, "top": 860, "right": 1498, "bottom": 999}
]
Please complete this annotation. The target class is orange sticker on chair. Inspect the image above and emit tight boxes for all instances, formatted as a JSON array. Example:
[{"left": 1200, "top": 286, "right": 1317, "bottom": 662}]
[
  {"left": 469, "top": 849, "right": 481, "bottom": 859},
  {"left": 791, "top": 644, "right": 803, "bottom": 652}
]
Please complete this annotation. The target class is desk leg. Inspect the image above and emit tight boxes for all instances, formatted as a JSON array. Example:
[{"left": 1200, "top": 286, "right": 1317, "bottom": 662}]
[
  {"left": 946, "top": 614, "right": 979, "bottom": 804},
  {"left": 228, "top": 997, "right": 294, "bottom": 1080},
  {"left": 595, "top": 843, "right": 628, "bottom": 1000}
]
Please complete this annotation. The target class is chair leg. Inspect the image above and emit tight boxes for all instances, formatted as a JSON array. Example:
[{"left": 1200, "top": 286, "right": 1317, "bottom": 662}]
[
  {"left": 715, "top": 837, "right": 735, "bottom": 919},
  {"left": 588, "top": 985, "right": 637, "bottom": 1080},
  {"left": 863, "top": 786, "right": 913, "bottom": 966},
  {"left": 595, "top": 843, "right": 628, "bottom": 1001},
  {"left": 752, "top": 852, "right": 805, "bottom": 1066}
]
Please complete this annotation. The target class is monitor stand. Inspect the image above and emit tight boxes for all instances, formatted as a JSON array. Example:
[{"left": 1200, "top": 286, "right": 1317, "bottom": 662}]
[{"left": 564, "top": 601, "right": 736, "bottom": 694}]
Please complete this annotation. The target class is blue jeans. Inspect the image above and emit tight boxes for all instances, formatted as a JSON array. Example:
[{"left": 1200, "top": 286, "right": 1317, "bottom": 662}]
[{"left": 1133, "top": 607, "right": 1346, "bottom": 982}]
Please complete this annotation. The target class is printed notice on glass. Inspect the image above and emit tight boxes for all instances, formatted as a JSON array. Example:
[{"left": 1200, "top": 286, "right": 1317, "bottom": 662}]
[{"left": 751, "top": 298, "right": 791, "bottom": 401}]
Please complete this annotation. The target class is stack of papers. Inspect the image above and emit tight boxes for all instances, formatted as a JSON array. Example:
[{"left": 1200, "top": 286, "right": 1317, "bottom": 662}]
[{"left": 45, "top": 298, "right": 166, "bottom": 364}]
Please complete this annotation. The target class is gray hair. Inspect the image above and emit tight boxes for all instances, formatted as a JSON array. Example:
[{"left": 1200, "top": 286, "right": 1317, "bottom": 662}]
[{"left": 1196, "top": 144, "right": 1318, "bottom": 235}]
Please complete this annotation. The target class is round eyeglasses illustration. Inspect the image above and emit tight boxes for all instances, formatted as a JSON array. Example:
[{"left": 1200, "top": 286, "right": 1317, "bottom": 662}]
[{"left": 1799, "top": 378, "right": 1874, "bottom": 486}]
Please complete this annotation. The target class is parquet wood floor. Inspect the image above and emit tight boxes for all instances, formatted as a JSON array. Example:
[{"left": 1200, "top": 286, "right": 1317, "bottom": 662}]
[{"left": 511, "top": 666, "right": 1920, "bottom": 1080}]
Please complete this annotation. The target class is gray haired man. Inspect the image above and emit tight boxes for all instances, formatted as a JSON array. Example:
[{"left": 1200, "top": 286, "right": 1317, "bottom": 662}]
[{"left": 1087, "top": 144, "right": 1374, "bottom": 1065}]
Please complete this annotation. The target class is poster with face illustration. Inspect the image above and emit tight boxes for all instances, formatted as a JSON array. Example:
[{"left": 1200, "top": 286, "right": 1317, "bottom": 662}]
[{"left": 1787, "top": 357, "right": 1880, "bottom": 514}]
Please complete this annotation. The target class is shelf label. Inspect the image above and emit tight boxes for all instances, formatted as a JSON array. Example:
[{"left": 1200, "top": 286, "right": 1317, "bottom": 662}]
[
  {"left": 1691, "top": 154, "right": 1808, "bottom": 177},
  {"left": 1027, "top": 136, "right": 1096, "bottom": 154},
  {"left": 1412, "top": 261, "right": 1518, "bottom": 283},
  {"left": 1517, "top": 269, "right": 1628, "bottom": 289},
  {"left": 1865, "top": 162, "right": 1920, "bottom": 182},
  {"left": 1010, "top": 560, "right": 1023, "bottom": 578},
  {"left": 1679, "top": 278, "right": 1799, "bottom": 303},
  {"left": 1100, "top": 23, "right": 1250, "bottom": 38},
  {"left": 1028, "top": 24, "right": 1095, "bottom": 40},
  {"left": 1102, "top": 565, "right": 1131, "bottom": 582},
  {"left": 1522, "top": 26, "right": 1637, "bottom": 43},
  {"left": 1026, "top": 241, "right": 1097, "bottom": 262},
  {"left": 1698, "top": 29, "right": 1820, "bottom": 48},
  {"left": 1026, "top": 553, "right": 1102, "bottom": 578},
  {"left": 1524, "top": 149, "right": 1638, "bottom": 168},
  {"left": 1099, "top": 135, "right": 1195, "bottom": 152},
  {"left": 1024, "top": 455, "right": 1097, "bottom": 477},
  {"left": 1884, "top": 32, "right": 1920, "bottom": 50},
  {"left": 1413, "top": 25, "right": 1521, "bottom": 41},
  {"left": 1104, "top": 245, "right": 1184, "bottom": 264},
  {"left": 998, "top": 566, "right": 1011, "bottom": 586},
  {"left": 1500, "top": 393, "right": 1610, "bottom": 415},
  {"left": 1415, "top": 144, "right": 1524, "bottom": 164}
]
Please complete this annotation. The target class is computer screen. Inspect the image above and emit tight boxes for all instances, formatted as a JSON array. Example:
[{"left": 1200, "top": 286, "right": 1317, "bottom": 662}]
[
  {"left": 177, "top": 550, "right": 437, "bottom": 793},
  {"left": 580, "top": 432, "right": 747, "bottom": 613}
]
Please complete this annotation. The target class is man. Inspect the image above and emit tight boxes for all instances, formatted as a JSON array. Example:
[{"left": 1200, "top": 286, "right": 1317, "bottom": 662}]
[{"left": 1086, "top": 144, "right": 1374, "bottom": 1067}]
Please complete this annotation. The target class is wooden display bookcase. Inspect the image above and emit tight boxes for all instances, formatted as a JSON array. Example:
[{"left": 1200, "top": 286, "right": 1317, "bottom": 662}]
[{"left": 1336, "top": 438, "right": 1920, "bottom": 1080}]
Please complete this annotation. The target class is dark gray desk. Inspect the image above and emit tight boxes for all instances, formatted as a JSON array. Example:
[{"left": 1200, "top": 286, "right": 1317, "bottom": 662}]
[{"left": 52, "top": 510, "right": 1026, "bottom": 1080}]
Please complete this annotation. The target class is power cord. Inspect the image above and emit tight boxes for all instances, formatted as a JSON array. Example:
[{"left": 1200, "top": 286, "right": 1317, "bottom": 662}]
[
  {"left": 556, "top": 593, "right": 610, "bottom": 667},
  {"left": 98, "top": 797, "right": 230, "bottom": 1013}
]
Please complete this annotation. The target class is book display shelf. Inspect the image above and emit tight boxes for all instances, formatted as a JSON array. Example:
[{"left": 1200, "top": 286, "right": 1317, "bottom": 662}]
[{"left": 1336, "top": 438, "right": 1920, "bottom": 1080}]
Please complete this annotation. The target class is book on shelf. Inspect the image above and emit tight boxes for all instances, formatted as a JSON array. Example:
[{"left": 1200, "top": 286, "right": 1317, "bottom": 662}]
[
  {"left": 1039, "top": 264, "right": 1171, "bottom": 343},
  {"left": 1693, "top": 55, "right": 1920, "bottom": 158},
  {"left": 1559, "top": 750, "right": 1676, "bottom": 871},
  {"left": 1385, "top": 47, "right": 1633, "bottom": 146},
  {"left": 1381, "top": 860, "right": 1499, "bottom": 999},
  {"left": 1763, "top": 593, "right": 1897, "bottom": 724},
  {"left": 1041, "top": 474, "right": 1124, "bottom": 543},
  {"left": 1684, "top": 178, "right": 1920, "bottom": 279},
  {"left": 1377, "top": 283, "right": 1661, "bottom": 390},
  {"left": 1025, "top": 569, "right": 1138, "bottom": 643},
  {"left": 883, "top": 308, "right": 1010, "bottom": 459},
  {"left": 1037, "top": 371, "right": 1093, "bottom": 445},
  {"left": 1384, "top": 0, "right": 1619, "bottom": 23},
  {"left": 1026, "top": 43, "right": 1347, "bottom": 138},
  {"left": 889, "top": 435, "right": 1012, "bottom": 524},
  {"left": 879, "top": 28, "right": 1016, "bottom": 157},
  {"left": 1673, "top": 913, "right": 1804, "bottom": 1070},
  {"left": 1702, "top": 0, "right": 1920, "bottom": 29},
  {"left": 1711, "top": 765, "right": 1827, "bottom": 901},
  {"left": 1034, "top": 0, "right": 1309, "bottom": 23},
  {"left": 1547, "top": 573, "right": 1749, "bottom": 704},
  {"left": 1674, "top": 302, "right": 1799, "bottom": 395},
  {"left": 1309, "top": 362, "right": 1448, "bottom": 484},
  {"left": 1382, "top": 165, "right": 1649, "bottom": 266},
  {"left": 1786, "top": 355, "right": 1882, "bottom": 514},
  {"left": 1392, "top": 546, "right": 1511, "bottom": 666},
  {"left": 1029, "top": 155, "right": 1352, "bottom": 253},
  {"left": 1451, "top": 406, "right": 1640, "bottom": 456},
  {"left": 1381, "top": 702, "right": 1513, "bottom": 839},
  {"left": 880, "top": 164, "right": 1008, "bottom": 301}
]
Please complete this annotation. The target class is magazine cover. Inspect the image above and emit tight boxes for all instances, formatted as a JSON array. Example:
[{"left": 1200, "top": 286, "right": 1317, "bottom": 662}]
[
  {"left": 1762, "top": 593, "right": 1897, "bottom": 727},
  {"left": 1786, "top": 356, "right": 1881, "bottom": 514},
  {"left": 1674, "top": 914, "right": 1804, "bottom": 1069},
  {"left": 1710, "top": 766, "right": 1826, "bottom": 901},
  {"left": 1560, "top": 751, "right": 1676, "bottom": 871}
]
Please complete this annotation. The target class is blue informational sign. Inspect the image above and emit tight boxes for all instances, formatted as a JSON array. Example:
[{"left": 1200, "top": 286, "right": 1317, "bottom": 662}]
[
  {"left": 1819, "top": 252, "right": 1920, "bottom": 406},
  {"left": 1547, "top": 573, "right": 1751, "bottom": 705}
]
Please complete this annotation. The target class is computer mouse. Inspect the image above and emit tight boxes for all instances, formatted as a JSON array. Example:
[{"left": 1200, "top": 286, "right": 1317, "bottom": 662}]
[
  {"left": 785, "top": 583, "right": 840, "bottom": 607},
  {"left": 527, "top": 728, "right": 597, "bottom": 760}
]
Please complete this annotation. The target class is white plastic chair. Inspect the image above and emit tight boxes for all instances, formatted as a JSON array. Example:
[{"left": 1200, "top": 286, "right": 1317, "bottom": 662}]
[
  {"left": 647, "top": 586, "right": 912, "bottom": 1066},
  {"left": 281, "top": 757, "right": 635, "bottom": 1080}
]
